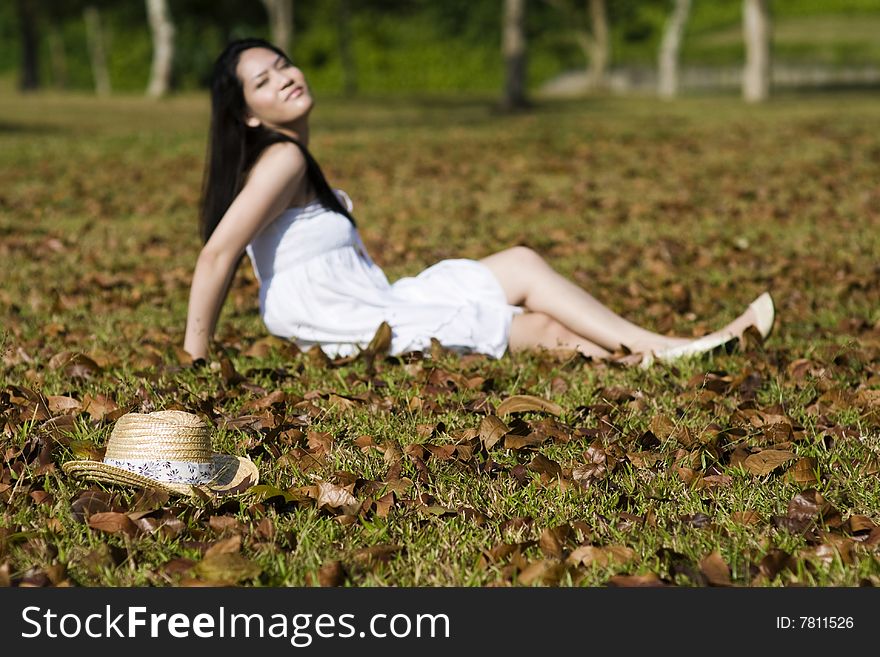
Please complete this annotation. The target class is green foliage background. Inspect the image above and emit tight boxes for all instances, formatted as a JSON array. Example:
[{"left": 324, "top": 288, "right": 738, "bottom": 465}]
[{"left": 1, "top": 0, "right": 880, "bottom": 95}]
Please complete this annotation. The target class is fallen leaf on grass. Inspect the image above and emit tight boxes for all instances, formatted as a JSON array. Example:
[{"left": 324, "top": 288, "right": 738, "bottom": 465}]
[
  {"left": 316, "top": 481, "right": 359, "bottom": 515},
  {"left": 504, "top": 433, "right": 547, "bottom": 450},
  {"left": 528, "top": 454, "right": 562, "bottom": 478},
  {"left": 205, "top": 535, "right": 242, "bottom": 558},
  {"left": 700, "top": 551, "right": 732, "bottom": 586},
  {"left": 352, "top": 545, "right": 401, "bottom": 567},
  {"left": 845, "top": 515, "right": 876, "bottom": 536},
  {"left": 309, "top": 560, "right": 347, "bottom": 587},
  {"left": 788, "top": 457, "right": 819, "bottom": 484},
  {"left": 743, "top": 449, "right": 796, "bottom": 476},
  {"left": 48, "top": 351, "right": 102, "bottom": 379},
  {"left": 758, "top": 549, "right": 796, "bottom": 579},
  {"left": 730, "top": 511, "right": 763, "bottom": 526},
  {"left": 70, "top": 491, "right": 114, "bottom": 522},
  {"left": 538, "top": 525, "right": 571, "bottom": 559},
  {"left": 87, "top": 512, "right": 138, "bottom": 537},
  {"left": 496, "top": 395, "right": 563, "bottom": 417},
  {"left": 517, "top": 559, "right": 566, "bottom": 586},
  {"left": 46, "top": 396, "right": 82, "bottom": 415},
  {"left": 81, "top": 394, "right": 121, "bottom": 421},
  {"left": 787, "top": 490, "right": 842, "bottom": 527},
  {"left": 606, "top": 573, "right": 665, "bottom": 587},
  {"left": 479, "top": 415, "right": 509, "bottom": 450},
  {"left": 800, "top": 542, "right": 854, "bottom": 566},
  {"left": 566, "top": 545, "right": 635, "bottom": 568}
]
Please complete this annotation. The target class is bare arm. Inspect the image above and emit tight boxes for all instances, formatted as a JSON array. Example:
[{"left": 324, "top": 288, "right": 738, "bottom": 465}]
[{"left": 183, "top": 142, "right": 308, "bottom": 360}]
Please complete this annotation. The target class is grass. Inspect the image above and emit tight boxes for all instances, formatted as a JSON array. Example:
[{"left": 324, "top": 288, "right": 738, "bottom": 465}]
[{"left": 1, "top": 88, "right": 880, "bottom": 587}]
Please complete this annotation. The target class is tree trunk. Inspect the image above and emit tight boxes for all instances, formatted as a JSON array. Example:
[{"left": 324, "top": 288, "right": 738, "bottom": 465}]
[
  {"left": 146, "top": 0, "right": 175, "bottom": 98},
  {"left": 742, "top": 0, "right": 771, "bottom": 102},
  {"left": 658, "top": 0, "right": 691, "bottom": 99},
  {"left": 261, "top": 0, "right": 294, "bottom": 55},
  {"left": 84, "top": 5, "right": 111, "bottom": 96},
  {"left": 16, "top": 0, "right": 40, "bottom": 91},
  {"left": 587, "top": 0, "right": 609, "bottom": 90},
  {"left": 502, "top": 0, "right": 528, "bottom": 110},
  {"left": 337, "top": 0, "right": 357, "bottom": 96}
]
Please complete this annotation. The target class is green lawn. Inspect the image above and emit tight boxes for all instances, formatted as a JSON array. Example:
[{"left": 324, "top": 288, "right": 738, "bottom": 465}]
[{"left": 1, "top": 90, "right": 879, "bottom": 587}]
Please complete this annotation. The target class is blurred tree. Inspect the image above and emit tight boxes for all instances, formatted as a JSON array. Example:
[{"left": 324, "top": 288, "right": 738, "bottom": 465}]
[
  {"left": 743, "top": 0, "right": 771, "bottom": 102},
  {"left": 84, "top": 4, "right": 111, "bottom": 95},
  {"left": 261, "top": 0, "right": 293, "bottom": 54},
  {"left": 146, "top": 0, "right": 175, "bottom": 97},
  {"left": 658, "top": 0, "right": 691, "bottom": 99},
  {"left": 15, "top": 0, "right": 40, "bottom": 91},
  {"left": 587, "top": 0, "right": 609, "bottom": 89},
  {"left": 337, "top": 0, "right": 357, "bottom": 96},
  {"left": 545, "top": 0, "right": 610, "bottom": 90},
  {"left": 502, "top": 0, "right": 529, "bottom": 109}
]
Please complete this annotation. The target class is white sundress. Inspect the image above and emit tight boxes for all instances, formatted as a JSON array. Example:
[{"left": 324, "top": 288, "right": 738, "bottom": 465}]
[{"left": 244, "top": 191, "right": 522, "bottom": 359}]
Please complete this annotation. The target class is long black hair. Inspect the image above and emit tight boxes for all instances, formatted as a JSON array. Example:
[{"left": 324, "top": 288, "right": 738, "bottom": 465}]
[{"left": 199, "top": 38, "right": 354, "bottom": 244}]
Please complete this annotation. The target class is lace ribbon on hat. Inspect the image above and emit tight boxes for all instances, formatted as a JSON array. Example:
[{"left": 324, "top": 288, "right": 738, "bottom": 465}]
[{"left": 103, "top": 458, "right": 215, "bottom": 484}]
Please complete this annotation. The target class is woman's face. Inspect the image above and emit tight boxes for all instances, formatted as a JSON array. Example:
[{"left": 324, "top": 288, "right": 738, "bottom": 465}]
[{"left": 236, "top": 47, "right": 313, "bottom": 130}]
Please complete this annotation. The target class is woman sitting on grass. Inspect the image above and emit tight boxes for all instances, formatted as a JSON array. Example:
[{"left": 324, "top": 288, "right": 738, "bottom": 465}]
[{"left": 183, "top": 38, "right": 775, "bottom": 367}]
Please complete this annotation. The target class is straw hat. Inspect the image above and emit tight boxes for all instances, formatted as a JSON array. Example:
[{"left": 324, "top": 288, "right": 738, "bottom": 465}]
[{"left": 62, "top": 410, "right": 259, "bottom": 496}]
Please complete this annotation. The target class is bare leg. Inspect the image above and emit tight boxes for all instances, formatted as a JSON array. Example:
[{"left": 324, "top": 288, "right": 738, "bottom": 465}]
[
  {"left": 482, "top": 246, "right": 763, "bottom": 355},
  {"left": 508, "top": 312, "right": 612, "bottom": 359},
  {"left": 482, "top": 246, "right": 690, "bottom": 353}
]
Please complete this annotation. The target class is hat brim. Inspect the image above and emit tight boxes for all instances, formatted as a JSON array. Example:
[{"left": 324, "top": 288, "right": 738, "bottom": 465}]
[{"left": 62, "top": 454, "right": 259, "bottom": 497}]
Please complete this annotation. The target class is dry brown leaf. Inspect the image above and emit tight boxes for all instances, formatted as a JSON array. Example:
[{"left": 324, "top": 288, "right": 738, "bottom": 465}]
[
  {"left": 205, "top": 535, "right": 242, "bottom": 558},
  {"left": 352, "top": 544, "right": 400, "bottom": 567},
  {"left": 307, "top": 431, "right": 334, "bottom": 455},
  {"left": 787, "top": 489, "right": 842, "bottom": 526},
  {"left": 479, "top": 415, "right": 509, "bottom": 451},
  {"left": 517, "top": 559, "right": 566, "bottom": 586},
  {"left": 241, "top": 390, "right": 288, "bottom": 411},
  {"left": 846, "top": 515, "right": 876, "bottom": 535},
  {"left": 743, "top": 449, "right": 796, "bottom": 476},
  {"left": 607, "top": 573, "right": 665, "bottom": 587},
  {"left": 46, "top": 395, "right": 82, "bottom": 415},
  {"left": 81, "top": 393, "right": 120, "bottom": 421},
  {"left": 87, "top": 512, "right": 138, "bottom": 537},
  {"left": 649, "top": 414, "right": 676, "bottom": 441},
  {"left": 538, "top": 528, "right": 564, "bottom": 559},
  {"left": 567, "top": 544, "right": 635, "bottom": 568},
  {"left": 496, "top": 394, "right": 563, "bottom": 417},
  {"left": 787, "top": 457, "right": 818, "bottom": 484},
  {"left": 316, "top": 560, "right": 347, "bottom": 587},
  {"left": 48, "top": 351, "right": 102, "bottom": 379},
  {"left": 364, "top": 321, "right": 393, "bottom": 356},
  {"left": 316, "top": 481, "right": 360, "bottom": 514},
  {"left": 504, "top": 433, "right": 547, "bottom": 449},
  {"left": 528, "top": 454, "right": 562, "bottom": 478},
  {"left": 700, "top": 551, "right": 732, "bottom": 586},
  {"left": 208, "top": 516, "right": 242, "bottom": 533}
]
